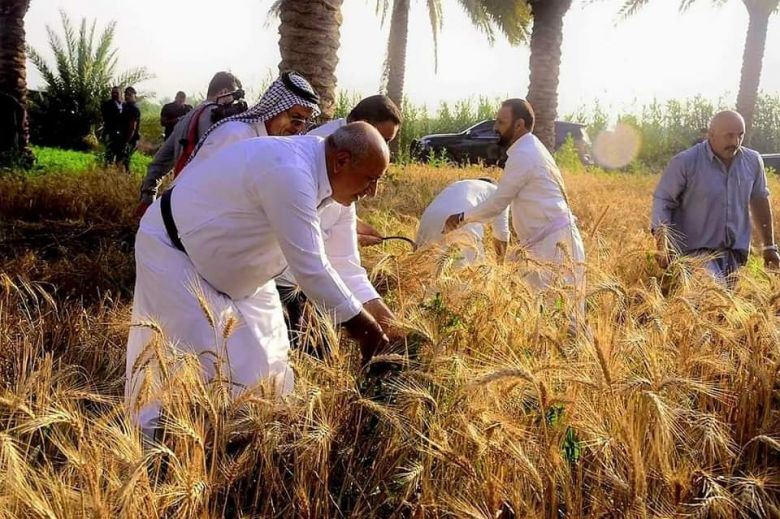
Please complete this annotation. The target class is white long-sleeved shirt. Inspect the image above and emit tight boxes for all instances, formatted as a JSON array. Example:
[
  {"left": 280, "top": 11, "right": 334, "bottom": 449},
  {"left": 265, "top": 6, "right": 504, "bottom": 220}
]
[
  {"left": 274, "top": 117, "right": 379, "bottom": 304},
  {"left": 416, "top": 180, "right": 510, "bottom": 247},
  {"left": 464, "top": 133, "right": 571, "bottom": 242},
  {"left": 275, "top": 201, "right": 379, "bottom": 303},
  {"left": 307, "top": 118, "right": 346, "bottom": 137},
  {"left": 184, "top": 115, "right": 378, "bottom": 304},
  {"left": 141, "top": 101, "right": 219, "bottom": 197},
  {"left": 189, "top": 120, "right": 268, "bottom": 165},
  {"left": 167, "top": 136, "right": 362, "bottom": 323}
]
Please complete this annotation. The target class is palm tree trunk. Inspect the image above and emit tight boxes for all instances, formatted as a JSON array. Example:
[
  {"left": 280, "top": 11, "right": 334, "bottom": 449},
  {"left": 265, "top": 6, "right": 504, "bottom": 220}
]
[
  {"left": 526, "top": 0, "right": 572, "bottom": 152},
  {"left": 383, "top": 0, "right": 410, "bottom": 157},
  {"left": 0, "top": 0, "right": 34, "bottom": 165},
  {"left": 277, "top": 0, "right": 344, "bottom": 120},
  {"left": 735, "top": 0, "right": 778, "bottom": 146}
]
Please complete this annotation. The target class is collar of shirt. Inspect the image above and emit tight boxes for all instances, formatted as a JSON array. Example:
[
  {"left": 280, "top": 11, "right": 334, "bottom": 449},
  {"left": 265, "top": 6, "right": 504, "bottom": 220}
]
[
  {"left": 251, "top": 120, "right": 269, "bottom": 137},
  {"left": 314, "top": 139, "right": 335, "bottom": 209},
  {"left": 704, "top": 140, "right": 718, "bottom": 162},
  {"left": 704, "top": 140, "right": 743, "bottom": 166},
  {"left": 506, "top": 131, "right": 533, "bottom": 156}
]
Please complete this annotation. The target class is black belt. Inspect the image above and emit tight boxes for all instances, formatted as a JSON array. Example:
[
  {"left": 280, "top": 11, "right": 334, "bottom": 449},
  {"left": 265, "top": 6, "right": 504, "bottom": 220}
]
[{"left": 160, "top": 188, "right": 187, "bottom": 253}]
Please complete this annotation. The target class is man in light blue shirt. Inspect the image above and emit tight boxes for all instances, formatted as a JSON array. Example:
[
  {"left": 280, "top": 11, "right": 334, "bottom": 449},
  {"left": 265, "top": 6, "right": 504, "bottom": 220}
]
[{"left": 651, "top": 110, "right": 779, "bottom": 281}]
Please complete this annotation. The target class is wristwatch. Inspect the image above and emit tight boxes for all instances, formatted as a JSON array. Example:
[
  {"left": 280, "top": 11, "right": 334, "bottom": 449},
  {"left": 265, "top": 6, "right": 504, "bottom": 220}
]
[{"left": 762, "top": 244, "right": 778, "bottom": 252}]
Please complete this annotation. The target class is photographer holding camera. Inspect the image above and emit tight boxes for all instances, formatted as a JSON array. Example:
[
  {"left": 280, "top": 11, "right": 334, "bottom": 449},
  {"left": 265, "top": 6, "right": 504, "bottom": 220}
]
[{"left": 136, "top": 71, "right": 244, "bottom": 215}]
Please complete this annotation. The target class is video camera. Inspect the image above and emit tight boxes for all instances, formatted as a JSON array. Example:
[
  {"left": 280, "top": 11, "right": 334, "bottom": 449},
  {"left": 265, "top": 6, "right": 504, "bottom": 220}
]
[{"left": 210, "top": 88, "right": 248, "bottom": 123}]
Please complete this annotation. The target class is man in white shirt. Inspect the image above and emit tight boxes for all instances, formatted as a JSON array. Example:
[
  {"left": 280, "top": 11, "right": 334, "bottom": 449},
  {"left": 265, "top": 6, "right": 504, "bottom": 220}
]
[
  {"left": 444, "top": 99, "right": 585, "bottom": 295},
  {"left": 279, "top": 95, "right": 404, "bottom": 352},
  {"left": 416, "top": 178, "right": 510, "bottom": 267},
  {"left": 137, "top": 71, "right": 242, "bottom": 213},
  {"left": 187, "top": 71, "right": 321, "bottom": 165},
  {"left": 308, "top": 95, "right": 402, "bottom": 247},
  {"left": 126, "top": 123, "right": 391, "bottom": 436},
  {"left": 309, "top": 95, "right": 401, "bottom": 150}
]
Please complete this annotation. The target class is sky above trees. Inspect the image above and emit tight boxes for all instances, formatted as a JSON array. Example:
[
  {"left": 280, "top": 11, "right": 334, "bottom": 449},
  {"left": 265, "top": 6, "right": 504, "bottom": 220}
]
[{"left": 24, "top": 0, "right": 780, "bottom": 114}]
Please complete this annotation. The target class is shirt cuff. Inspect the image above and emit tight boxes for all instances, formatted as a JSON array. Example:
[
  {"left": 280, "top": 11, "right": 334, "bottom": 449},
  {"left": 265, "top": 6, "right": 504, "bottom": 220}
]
[
  {"left": 349, "top": 280, "right": 380, "bottom": 305},
  {"left": 327, "top": 294, "right": 362, "bottom": 324}
]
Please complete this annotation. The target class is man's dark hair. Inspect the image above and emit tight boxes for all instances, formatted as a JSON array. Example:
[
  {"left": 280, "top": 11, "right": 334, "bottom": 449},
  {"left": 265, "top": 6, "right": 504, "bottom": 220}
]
[
  {"left": 124, "top": 86, "right": 136, "bottom": 96},
  {"left": 477, "top": 177, "right": 496, "bottom": 185},
  {"left": 207, "top": 71, "right": 241, "bottom": 97},
  {"left": 347, "top": 95, "right": 402, "bottom": 125},
  {"left": 176, "top": 91, "right": 186, "bottom": 98},
  {"left": 502, "top": 98, "right": 534, "bottom": 131}
]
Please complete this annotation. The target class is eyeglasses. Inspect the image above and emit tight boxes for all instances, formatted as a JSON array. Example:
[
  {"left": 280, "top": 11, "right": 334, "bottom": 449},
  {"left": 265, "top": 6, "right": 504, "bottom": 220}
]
[{"left": 286, "top": 111, "right": 310, "bottom": 131}]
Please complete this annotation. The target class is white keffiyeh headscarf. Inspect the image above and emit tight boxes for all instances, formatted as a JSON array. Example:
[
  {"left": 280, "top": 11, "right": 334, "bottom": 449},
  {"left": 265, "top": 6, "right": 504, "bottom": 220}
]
[{"left": 189, "top": 71, "right": 321, "bottom": 161}]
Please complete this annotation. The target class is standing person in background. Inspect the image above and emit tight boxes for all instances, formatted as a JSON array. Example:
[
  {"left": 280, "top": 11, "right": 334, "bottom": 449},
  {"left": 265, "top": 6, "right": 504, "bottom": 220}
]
[
  {"left": 101, "top": 86, "right": 123, "bottom": 166},
  {"left": 112, "top": 86, "right": 141, "bottom": 172},
  {"left": 160, "top": 91, "right": 192, "bottom": 140},
  {"left": 652, "top": 110, "right": 779, "bottom": 284}
]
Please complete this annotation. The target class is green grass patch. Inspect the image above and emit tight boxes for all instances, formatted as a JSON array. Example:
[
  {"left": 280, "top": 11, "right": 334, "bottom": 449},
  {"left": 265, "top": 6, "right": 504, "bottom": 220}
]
[{"left": 29, "top": 146, "right": 151, "bottom": 176}]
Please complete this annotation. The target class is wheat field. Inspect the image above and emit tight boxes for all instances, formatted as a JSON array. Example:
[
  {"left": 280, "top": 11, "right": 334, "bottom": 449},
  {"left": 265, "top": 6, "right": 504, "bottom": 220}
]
[{"left": 1, "top": 163, "right": 779, "bottom": 518}]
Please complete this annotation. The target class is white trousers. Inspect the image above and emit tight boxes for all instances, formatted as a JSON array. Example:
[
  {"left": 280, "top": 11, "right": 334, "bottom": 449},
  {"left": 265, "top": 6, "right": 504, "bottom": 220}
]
[
  {"left": 520, "top": 223, "right": 586, "bottom": 293},
  {"left": 125, "top": 209, "right": 292, "bottom": 431}
]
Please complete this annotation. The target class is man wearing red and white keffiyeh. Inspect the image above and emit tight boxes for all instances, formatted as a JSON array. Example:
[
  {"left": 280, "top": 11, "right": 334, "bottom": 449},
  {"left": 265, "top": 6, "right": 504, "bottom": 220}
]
[{"left": 186, "top": 71, "right": 321, "bottom": 165}]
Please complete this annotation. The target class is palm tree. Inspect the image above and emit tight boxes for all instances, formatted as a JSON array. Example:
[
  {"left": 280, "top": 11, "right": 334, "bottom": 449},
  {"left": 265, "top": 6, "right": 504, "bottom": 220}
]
[
  {"left": 26, "top": 11, "right": 151, "bottom": 149},
  {"left": 619, "top": 0, "right": 780, "bottom": 144},
  {"left": 272, "top": 0, "right": 345, "bottom": 120},
  {"left": 525, "top": 0, "right": 573, "bottom": 151},
  {"left": 377, "top": 0, "right": 531, "bottom": 153},
  {"left": 0, "top": 0, "right": 34, "bottom": 166}
]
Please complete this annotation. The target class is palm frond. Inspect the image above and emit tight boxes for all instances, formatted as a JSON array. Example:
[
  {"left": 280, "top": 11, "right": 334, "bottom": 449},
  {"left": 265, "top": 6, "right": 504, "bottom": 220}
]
[
  {"left": 456, "top": 0, "right": 499, "bottom": 45},
  {"left": 375, "top": 0, "right": 392, "bottom": 25},
  {"left": 24, "top": 12, "right": 152, "bottom": 147},
  {"left": 45, "top": 26, "right": 72, "bottom": 93},
  {"left": 620, "top": 0, "right": 732, "bottom": 19},
  {"left": 470, "top": 0, "right": 531, "bottom": 46},
  {"left": 426, "top": 0, "right": 444, "bottom": 72},
  {"left": 59, "top": 10, "right": 78, "bottom": 77},
  {"left": 264, "top": 0, "right": 284, "bottom": 27},
  {"left": 617, "top": 0, "right": 652, "bottom": 19},
  {"left": 115, "top": 67, "right": 154, "bottom": 90},
  {"left": 25, "top": 47, "right": 57, "bottom": 89}
]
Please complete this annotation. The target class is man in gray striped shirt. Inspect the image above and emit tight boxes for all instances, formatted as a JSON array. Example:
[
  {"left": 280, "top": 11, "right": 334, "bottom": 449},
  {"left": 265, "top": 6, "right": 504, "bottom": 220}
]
[{"left": 651, "top": 110, "right": 779, "bottom": 281}]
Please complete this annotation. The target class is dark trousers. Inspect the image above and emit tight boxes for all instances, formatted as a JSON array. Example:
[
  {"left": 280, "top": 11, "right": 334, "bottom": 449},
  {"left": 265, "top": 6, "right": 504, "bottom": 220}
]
[
  {"left": 276, "top": 282, "right": 331, "bottom": 359},
  {"left": 105, "top": 136, "right": 136, "bottom": 171},
  {"left": 103, "top": 133, "right": 119, "bottom": 166},
  {"left": 690, "top": 248, "right": 748, "bottom": 286}
]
